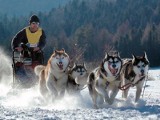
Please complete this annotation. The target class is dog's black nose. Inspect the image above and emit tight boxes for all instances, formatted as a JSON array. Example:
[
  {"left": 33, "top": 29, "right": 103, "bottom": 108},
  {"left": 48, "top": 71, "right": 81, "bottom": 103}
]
[
  {"left": 141, "top": 69, "right": 144, "bottom": 74},
  {"left": 112, "top": 64, "right": 116, "bottom": 68},
  {"left": 59, "top": 61, "right": 62, "bottom": 64}
]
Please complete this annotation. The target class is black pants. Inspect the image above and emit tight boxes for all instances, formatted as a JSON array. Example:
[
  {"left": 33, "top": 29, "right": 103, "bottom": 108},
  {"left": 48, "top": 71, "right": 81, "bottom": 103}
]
[{"left": 23, "top": 50, "right": 44, "bottom": 64}]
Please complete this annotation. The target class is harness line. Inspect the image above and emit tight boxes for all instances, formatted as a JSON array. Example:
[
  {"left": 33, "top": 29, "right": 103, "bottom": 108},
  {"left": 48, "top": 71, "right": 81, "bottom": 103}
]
[{"left": 119, "top": 76, "right": 145, "bottom": 91}]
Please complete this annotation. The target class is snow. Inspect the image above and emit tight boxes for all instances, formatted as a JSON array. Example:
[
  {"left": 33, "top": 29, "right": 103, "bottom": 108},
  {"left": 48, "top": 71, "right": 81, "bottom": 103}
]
[{"left": 0, "top": 50, "right": 160, "bottom": 120}]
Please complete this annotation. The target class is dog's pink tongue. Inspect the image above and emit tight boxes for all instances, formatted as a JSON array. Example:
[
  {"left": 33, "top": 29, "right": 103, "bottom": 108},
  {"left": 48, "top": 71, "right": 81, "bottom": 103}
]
[
  {"left": 111, "top": 68, "right": 117, "bottom": 75},
  {"left": 58, "top": 64, "right": 63, "bottom": 70},
  {"left": 139, "top": 73, "right": 144, "bottom": 77}
]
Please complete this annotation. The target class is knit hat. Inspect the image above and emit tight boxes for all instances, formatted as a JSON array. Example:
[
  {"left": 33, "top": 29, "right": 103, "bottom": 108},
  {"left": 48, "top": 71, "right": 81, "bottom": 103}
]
[{"left": 29, "top": 15, "right": 40, "bottom": 24}]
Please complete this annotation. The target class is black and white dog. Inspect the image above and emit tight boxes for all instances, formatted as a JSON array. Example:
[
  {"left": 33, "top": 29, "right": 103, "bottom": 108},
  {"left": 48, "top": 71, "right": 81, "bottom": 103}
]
[
  {"left": 88, "top": 52, "right": 122, "bottom": 108},
  {"left": 119, "top": 52, "right": 149, "bottom": 102},
  {"left": 67, "top": 63, "right": 88, "bottom": 95}
]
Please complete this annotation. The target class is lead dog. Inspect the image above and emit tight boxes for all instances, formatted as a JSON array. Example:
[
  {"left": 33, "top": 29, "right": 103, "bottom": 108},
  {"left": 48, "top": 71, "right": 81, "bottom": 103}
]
[
  {"left": 34, "top": 49, "right": 70, "bottom": 102},
  {"left": 88, "top": 52, "right": 122, "bottom": 108},
  {"left": 119, "top": 52, "right": 149, "bottom": 102}
]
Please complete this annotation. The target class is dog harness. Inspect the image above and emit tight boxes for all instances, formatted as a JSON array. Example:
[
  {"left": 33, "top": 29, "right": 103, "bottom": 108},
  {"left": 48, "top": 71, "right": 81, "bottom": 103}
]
[
  {"left": 118, "top": 75, "right": 146, "bottom": 91},
  {"left": 99, "top": 67, "right": 118, "bottom": 88},
  {"left": 118, "top": 61, "right": 146, "bottom": 90}
]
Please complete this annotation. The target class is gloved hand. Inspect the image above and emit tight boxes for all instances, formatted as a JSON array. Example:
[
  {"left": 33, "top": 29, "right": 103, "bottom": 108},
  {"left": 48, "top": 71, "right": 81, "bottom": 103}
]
[
  {"left": 33, "top": 47, "right": 40, "bottom": 52},
  {"left": 15, "top": 47, "right": 23, "bottom": 52}
]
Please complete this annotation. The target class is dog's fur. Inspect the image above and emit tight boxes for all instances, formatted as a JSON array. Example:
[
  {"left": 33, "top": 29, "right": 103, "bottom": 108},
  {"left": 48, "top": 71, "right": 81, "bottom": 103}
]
[
  {"left": 67, "top": 63, "right": 88, "bottom": 95},
  {"left": 34, "top": 49, "right": 70, "bottom": 101},
  {"left": 120, "top": 52, "right": 149, "bottom": 102},
  {"left": 88, "top": 52, "right": 122, "bottom": 108}
]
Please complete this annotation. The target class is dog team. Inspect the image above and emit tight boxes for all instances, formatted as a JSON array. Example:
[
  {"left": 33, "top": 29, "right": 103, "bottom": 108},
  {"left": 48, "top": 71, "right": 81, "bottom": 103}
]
[{"left": 34, "top": 48, "right": 149, "bottom": 108}]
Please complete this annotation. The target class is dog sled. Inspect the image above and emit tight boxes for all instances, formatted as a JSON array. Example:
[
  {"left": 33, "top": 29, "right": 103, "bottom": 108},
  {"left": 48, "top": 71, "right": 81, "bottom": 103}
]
[{"left": 12, "top": 43, "right": 44, "bottom": 88}]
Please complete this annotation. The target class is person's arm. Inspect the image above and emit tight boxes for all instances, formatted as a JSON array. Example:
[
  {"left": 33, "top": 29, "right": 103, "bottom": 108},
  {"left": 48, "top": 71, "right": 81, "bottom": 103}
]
[
  {"left": 38, "top": 29, "right": 46, "bottom": 50},
  {"left": 11, "top": 29, "right": 26, "bottom": 50}
]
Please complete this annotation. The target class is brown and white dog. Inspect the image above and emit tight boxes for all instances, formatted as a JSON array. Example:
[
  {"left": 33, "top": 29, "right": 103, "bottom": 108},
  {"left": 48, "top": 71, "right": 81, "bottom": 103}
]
[
  {"left": 34, "top": 49, "right": 70, "bottom": 102},
  {"left": 88, "top": 52, "right": 122, "bottom": 108},
  {"left": 119, "top": 52, "right": 149, "bottom": 102}
]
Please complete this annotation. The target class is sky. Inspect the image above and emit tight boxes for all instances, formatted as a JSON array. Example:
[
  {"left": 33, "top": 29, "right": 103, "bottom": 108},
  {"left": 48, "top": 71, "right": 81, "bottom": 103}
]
[
  {"left": 0, "top": 49, "right": 160, "bottom": 120},
  {"left": 0, "top": 0, "right": 70, "bottom": 17}
]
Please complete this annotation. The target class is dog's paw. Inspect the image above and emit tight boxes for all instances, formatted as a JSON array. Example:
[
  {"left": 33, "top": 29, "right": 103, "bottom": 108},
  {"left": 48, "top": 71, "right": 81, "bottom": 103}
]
[{"left": 93, "top": 104, "right": 99, "bottom": 109}]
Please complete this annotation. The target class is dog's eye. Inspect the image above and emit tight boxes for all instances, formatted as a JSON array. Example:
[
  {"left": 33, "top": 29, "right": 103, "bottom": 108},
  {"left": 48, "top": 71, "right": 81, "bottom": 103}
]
[
  {"left": 56, "top": 57, "right": 59, "bottom": 59},
  {"left": 108, "top": 61, "right": 112, "bottom": 64},
  {"left": 115, "top": 61, "right": 118, "bottom": 63},
  {"left": 142, "top": 64, "right": 146, "bottom": 67},
  {"left": 137, "top": 65, "right": 140, "bottom": 68},
  {"left": 61, "top": 57, "right": 64, "bottom": 59}
]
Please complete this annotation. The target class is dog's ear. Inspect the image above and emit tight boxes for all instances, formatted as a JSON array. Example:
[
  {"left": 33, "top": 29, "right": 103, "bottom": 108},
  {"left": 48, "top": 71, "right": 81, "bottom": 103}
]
[
  {"left": 143, "top": 52, "right": 149, "bottom": 64},
  {"left": 61, "top": 48, "right": 65, "bottom": 52},
  {"left": 105, "top": 53, "right": 109, "bottom": 59},
  {"left": 54, "top": 49, "right": 58, "bottom": 54},
  {"left": 132, "top": 54, "right": 136, "bottom": 59},
  {"left": 117, "top": 52, "right": 120, "bottom": 58},
  {"left": 132, "top": 54, "right": 136, "bottom": 64},
  {"left": 143, "top": 52, "right": 149, "bottom": 61},
  {"left": 73, "top": 63, "right": 77, "bottom": 68},
  {"left": 83, "top": 62, "right": 87, "bottom": 69}
]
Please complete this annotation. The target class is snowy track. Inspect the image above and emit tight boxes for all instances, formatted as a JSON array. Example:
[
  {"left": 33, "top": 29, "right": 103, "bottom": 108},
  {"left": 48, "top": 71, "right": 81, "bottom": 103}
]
[
  {"left": 0, "top": 50, "right": 160, "bottom": 120},
  {"left": 0, "top": 72, "right": 160, "bottom": 120}
]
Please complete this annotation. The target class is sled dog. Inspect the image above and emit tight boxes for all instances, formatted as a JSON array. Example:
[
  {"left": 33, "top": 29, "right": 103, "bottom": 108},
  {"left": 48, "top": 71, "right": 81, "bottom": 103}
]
[
  {"left": 67, "top": 63, "right": 88, "bottom": 95},
  {"left": 120, "top": 52, "right": 149, "bottom": 102},
  {"left": 88, "top": 52, "right": 122, "bottom": 108},
  {"left": 34, "top": 49, "right": 70, "bottom": 101}
]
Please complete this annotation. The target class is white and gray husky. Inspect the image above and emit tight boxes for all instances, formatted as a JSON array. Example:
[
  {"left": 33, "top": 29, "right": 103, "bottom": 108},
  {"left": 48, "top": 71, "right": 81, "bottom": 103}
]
[
  {"left": 119, "top": 52, "right": 149, "bottom": 102},
  {"left": 88, "top": 52, "right": 122, "bottom": 108},
  {"left": 67, "top": 63, "right": 88, "bottom": 95}
]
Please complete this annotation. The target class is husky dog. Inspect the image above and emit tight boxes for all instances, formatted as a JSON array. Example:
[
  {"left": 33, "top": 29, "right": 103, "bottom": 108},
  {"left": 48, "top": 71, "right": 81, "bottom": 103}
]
[
  {"left": 67, "top": 63, "right": 88, "bottom": 95},
  {"left": 34, "top": 49, "right": 70, "bottom": 101},
  {"left": 88, "top": 52, "right": 122, "bottom": 108},
  {"left": 120, "top": 52, "right": 149, "bottom": 102}
]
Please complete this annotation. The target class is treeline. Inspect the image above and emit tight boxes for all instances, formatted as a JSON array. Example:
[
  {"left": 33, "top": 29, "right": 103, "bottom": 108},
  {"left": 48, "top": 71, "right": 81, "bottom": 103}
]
[{"left": 0, "top": 0, "right": 160, "bottom": 66}]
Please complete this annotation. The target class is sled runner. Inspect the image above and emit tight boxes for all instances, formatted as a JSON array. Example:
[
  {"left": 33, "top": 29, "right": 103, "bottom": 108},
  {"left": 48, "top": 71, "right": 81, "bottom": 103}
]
[{"left": 12, "top": 43, "right": 44, "bottom": 88}]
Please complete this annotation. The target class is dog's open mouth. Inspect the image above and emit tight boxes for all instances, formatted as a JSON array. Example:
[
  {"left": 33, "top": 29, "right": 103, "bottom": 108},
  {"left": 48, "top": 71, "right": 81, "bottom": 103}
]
[
  {"left": 139, "top": 73, "right": 145, "bottom": 77},
  {"left": 57, "top": 63, "right": 63, "bottom": 70},
  {"left": 109, "top": 66, "right": 118, "bottom": 75}
]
